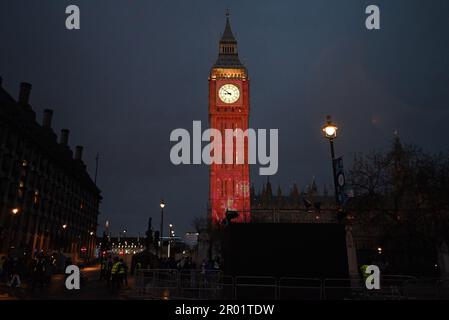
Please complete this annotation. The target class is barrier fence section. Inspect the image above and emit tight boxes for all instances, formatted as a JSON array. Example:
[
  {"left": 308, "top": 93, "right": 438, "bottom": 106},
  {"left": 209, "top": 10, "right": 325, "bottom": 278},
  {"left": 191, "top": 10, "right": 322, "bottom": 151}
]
[
  {"left": 278, "top": 277, "right": 322, "bottom": 300},
  {"left": 132, "top": 269, "right": 232, "bottom": 300},
  {"left": 132, "top": 269, "right": 179, "bottom": 299},
  {"left": 234, "top": 276, "right": 278, "bottom": 300},
  {"left": 177, "top": 270, "right": 234, "bottom": 300},
  {"left": 132, "top": 270, "right": 449, "bottom": 300},
  {"left": 403, "top": 278, "right": 449, "bottom": 300}
]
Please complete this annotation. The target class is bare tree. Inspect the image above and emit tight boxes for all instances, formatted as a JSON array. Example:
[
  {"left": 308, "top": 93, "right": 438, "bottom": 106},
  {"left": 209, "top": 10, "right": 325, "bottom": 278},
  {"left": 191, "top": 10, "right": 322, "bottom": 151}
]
[{"left": 347, "top": 137, "right": 449, "bottom": 275}]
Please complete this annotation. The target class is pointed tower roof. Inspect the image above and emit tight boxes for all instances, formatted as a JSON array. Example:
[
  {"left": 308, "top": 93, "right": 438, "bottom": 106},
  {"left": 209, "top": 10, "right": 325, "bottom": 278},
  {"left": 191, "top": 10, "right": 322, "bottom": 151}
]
[
  {"left": 214, "top": 11, "right": 244, "bottom": 68},
  {"left": 221, "top": 11, "right": 236, "bottom": 42},
  {"left": 276, "top": 185, "right": 282, "bottom": 197}
]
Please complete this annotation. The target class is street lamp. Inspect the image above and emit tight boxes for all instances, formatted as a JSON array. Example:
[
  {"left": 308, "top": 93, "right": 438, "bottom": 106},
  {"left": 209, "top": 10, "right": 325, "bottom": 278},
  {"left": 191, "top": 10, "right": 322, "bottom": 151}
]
[
  {"left": 167, "top": 223, "right": 173, "bottom": 258},
  {"left": 322, "top": 115, "right": 338, "bottom": 140},
  {"left": 159, "top": 199, "right": 165, "bottom": 257},
  {"left": 322, "top": 115, "right": 339, "bottom": 205},
  {"left": 60, "top": 224, "right": 68, "bottom": 252},
  {"left": 168, "top": 223, "right": 174, "bottom": 258},
  {"left": 6, "top": 208, "right": 20, "bottom": 252}
]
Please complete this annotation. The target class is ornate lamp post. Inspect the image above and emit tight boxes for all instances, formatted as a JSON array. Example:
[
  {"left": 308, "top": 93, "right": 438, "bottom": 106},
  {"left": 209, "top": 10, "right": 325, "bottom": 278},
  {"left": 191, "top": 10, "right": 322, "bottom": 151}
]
[
  {"left": 159, "top": 199, "right": 165, "bottom": 257},
  {"left": 5, "top": 208, "right": 20, "bottom": 252},
  {"left": 322, "top": 115, "right": 339, "bottom": 205},
  {"left": 168, "top": 223, "right": 174, "bottom": 258},
  {"left": 62, "top": 224, "right": 68, "bottom": 252}
]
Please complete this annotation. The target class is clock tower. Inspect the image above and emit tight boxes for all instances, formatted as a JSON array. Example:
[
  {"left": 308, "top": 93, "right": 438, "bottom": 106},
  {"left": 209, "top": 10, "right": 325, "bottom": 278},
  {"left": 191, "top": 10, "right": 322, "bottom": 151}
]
[{"left": 209, "top": 13, "right": 250, "bottom": 224}]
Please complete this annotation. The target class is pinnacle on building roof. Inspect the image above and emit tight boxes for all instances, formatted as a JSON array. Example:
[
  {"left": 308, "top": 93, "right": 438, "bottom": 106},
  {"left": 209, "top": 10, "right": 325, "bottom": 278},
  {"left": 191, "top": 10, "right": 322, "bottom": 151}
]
[
  {"left": 221, "top": 11, "right": 236, "bottom": 42},
  {"left": 214, "top": 11, "right": 244, "bottom": 68}
]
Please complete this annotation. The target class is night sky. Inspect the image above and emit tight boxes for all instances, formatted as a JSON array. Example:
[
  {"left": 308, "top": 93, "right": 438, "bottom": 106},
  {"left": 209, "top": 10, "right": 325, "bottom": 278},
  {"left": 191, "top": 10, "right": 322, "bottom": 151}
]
[{"left": 1, "top": 0, "right": 448, "bottom": 237}]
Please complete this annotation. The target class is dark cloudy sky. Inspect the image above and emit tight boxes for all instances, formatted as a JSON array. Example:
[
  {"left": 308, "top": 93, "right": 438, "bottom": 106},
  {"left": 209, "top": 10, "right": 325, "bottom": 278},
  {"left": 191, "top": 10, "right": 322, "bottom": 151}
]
[{"left": 1, "top": 0, "right": 448, "bottom": 237}]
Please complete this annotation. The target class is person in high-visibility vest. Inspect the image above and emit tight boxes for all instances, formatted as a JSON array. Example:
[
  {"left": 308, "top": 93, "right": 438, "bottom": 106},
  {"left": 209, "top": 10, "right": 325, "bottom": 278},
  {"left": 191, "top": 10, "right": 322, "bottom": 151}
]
[
  {"left": 360, "top": 264, "right": 369, "bottom": 282},
  {"left": 110, "top": 257, "right": 121, "bottom": 291},
  {"left": 118, "top": 258, "right": 128, "bottom": 288}
]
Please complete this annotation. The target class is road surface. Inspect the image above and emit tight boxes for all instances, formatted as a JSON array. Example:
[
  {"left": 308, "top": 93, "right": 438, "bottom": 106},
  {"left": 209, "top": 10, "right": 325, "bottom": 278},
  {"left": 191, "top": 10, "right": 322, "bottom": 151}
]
[{"left": 0, "top": 265, "right": 134, "bottom": 300}]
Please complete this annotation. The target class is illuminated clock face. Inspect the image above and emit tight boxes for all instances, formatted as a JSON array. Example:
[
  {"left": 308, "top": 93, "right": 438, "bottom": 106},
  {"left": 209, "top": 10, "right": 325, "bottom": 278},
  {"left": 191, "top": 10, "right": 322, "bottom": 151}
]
[{"left": 218, "top": 84, "right": 240, "bottom": 104}]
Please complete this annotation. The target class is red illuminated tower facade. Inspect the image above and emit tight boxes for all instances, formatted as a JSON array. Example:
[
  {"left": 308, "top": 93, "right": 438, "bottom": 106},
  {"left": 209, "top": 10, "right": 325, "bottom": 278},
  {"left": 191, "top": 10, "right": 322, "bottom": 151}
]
[{"left": 209, "top": 14, "right": 250, "bottom": 224}]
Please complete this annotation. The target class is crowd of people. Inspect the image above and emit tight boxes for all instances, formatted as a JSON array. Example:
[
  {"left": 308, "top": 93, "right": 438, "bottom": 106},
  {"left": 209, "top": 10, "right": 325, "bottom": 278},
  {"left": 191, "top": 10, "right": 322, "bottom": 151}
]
[
  {"left": 99, "top": 256, "right": 129, "bottom": 292},
  {"left": 131, "top": 255, "right": 223, "bottom": 291},
  {"left": 0, "top": 253, "right": 66, "bottom": 291},
  {"left": 1, "top": 251, "right": 222, "bottom": 294},
  {"left": 158, "top": 256, "right": 197, "bottom": 270},
  {"left": 147, "top": 256, "right": 222, "bottom": 274}
]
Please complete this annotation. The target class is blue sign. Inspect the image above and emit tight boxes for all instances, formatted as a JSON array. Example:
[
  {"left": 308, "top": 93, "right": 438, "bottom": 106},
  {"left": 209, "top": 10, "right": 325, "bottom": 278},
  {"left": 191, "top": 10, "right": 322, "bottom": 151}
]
[{"left": 333, "top": 157, "right": 347, "bottom": 205}]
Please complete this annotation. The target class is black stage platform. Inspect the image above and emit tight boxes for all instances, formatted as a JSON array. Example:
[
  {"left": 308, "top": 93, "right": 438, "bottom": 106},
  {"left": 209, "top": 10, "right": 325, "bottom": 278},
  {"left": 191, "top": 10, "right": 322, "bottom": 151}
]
[{"left": 222, "top": 223, "right": 349, "bottom": 278}]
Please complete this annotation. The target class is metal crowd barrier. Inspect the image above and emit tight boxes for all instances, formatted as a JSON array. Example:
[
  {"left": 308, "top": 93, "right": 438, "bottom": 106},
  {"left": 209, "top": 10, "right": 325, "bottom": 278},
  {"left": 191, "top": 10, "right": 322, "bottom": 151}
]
[
  {"left": 323, "top": 278, "right": 365, "bottom": 300},
  {"left": 234, "top": 276, "right": 278, "bottom": 300},
  {"left": 377, "top": 275, "right": 416, "bottom": 299},
  {"left": 324, "top": 275, "right": 419, "bottom": 300},
  {"left": 133, "top": 269, "right": 232, "bottom": 300},
  {"left": 133, "top": 269, "right": 179, "bottom": 299},
  {"left": 131, "top": 269, "right": 449, "bottom": 300},
  {"left": 278, "top": 277, "right": 322, "bottom": 300},
  {"left": 403, "top": 278, "right": 449, "bottom": 300},
  {"left": 176, "top": 270, "right": 233, "bottom": 300},
  {"left": 437, "top": 279, "right": 449, "bottom": 299}
]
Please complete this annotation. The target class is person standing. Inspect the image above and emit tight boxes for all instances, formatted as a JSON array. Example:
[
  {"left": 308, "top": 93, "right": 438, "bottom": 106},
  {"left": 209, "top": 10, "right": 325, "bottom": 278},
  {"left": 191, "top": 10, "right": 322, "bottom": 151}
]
[
  {"left": 44, "top": 257, "right": 53, "bottom": 286},
  {"left": 0, "top": 256, "right": 6, "bottom": 283},
  {"left": 118, "top": 258, "right": 128, "bottom": 288},
  {"left": 105, "top": 256, "right": 113, "bottom": 288},
  {"left": 30, "top": 256, "right": 46, "bottom": 292},
  {"left": 135, "top": 261, "right": 142, "bottom": 274},
  {"left": 8, "top": 257, "right": 22, "bottom": 288},
  {"left": 99, "top": 258, "right": 107, "bottom": 281},
  {"left": 134, "top": 261, "right": 143, "bottom": 289},
  {"left": 110, "top": 257, "right": 121, "bottom": 291}
]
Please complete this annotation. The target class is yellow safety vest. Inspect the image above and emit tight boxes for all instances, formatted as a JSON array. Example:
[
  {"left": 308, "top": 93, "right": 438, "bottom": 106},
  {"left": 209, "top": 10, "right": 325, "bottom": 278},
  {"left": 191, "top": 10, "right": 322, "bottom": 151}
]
[
  {"left": 111, "top": 262, "right": 120, "bottom": 275},
  {"left": 118, "top": 262, "right": 126, "bottom": 274},
  {"left": 360, "top": 264, "right": 369, "bottom": 280}
]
